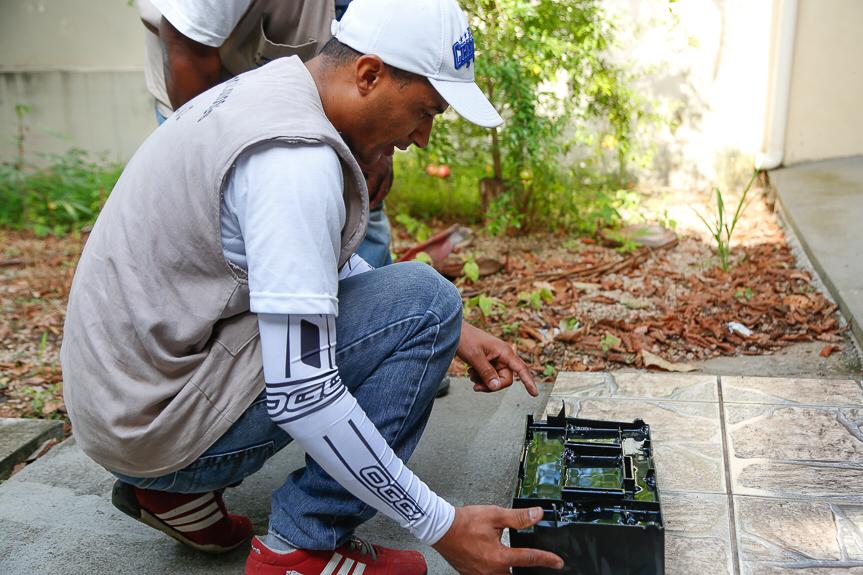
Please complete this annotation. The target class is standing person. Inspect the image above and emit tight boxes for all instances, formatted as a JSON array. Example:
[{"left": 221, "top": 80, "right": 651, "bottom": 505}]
[
  {"left": 135, "top": 0, "right": 393, "bottom": 270},
  {"left": 63, "top": 1, "right": 564, "bottom": 574}
]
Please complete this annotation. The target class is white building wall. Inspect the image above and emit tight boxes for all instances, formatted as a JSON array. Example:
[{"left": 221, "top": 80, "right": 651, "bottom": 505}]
[
  {"left": 783, "top": 0, "right": 863, "bottom": 165},
  {"left": 604, "top": 0, "right": 774, "bottom": 188},
  {"left": 0, "top": 0, "right": 154, "bottom": 163}
]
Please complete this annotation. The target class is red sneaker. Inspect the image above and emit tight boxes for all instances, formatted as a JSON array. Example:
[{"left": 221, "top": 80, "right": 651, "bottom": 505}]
[
  {"left": 112, "top": 479, "right": 252, "bottom": 553},
  {"left": 245, "top": 535, "right": 427, "bottom": 575}
]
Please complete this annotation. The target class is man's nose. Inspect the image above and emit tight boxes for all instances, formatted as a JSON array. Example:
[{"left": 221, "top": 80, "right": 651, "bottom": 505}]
[{"left": 410, "top": 118, "right": 434, "bottom": 149}]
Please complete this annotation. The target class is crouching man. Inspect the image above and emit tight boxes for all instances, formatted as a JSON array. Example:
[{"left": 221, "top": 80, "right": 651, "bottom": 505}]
[{"left": 61, "top": 0, "right": 564, "bottom": 573}]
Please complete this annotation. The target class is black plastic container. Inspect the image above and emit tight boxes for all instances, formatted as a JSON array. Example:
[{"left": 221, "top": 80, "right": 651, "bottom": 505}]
[{"left": 510, "top": 410, "right": 664, "bottom": 575}]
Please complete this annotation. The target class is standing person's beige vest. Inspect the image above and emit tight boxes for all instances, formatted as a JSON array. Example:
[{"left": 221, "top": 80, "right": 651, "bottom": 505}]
[
  {"left": 137, "top": 0, "right": 334, "bottom": 117},
  {"left": 61, "top": 57, "right": 368, "bottom": 477},
  {"left": 219, "top": 0, "right": 334, "bottom": 74}
]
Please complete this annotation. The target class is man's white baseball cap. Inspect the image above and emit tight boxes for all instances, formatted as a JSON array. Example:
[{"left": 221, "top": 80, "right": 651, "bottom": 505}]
[{"left": 331, "top": 0, "right": 503, "bottom": 128}]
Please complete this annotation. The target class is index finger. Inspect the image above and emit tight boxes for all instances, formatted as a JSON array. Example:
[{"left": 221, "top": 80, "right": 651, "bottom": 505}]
[
  {"left": 505, "top": 547, "right": 565, "bottom": 570},
  {"left": 499, "top": 347, "right": 537, "bottom": 396}
]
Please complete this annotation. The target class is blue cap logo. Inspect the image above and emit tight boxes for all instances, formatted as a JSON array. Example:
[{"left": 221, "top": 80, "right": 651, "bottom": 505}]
[{"left": 452, "top": 29, "right": 475, "bottom": 70}]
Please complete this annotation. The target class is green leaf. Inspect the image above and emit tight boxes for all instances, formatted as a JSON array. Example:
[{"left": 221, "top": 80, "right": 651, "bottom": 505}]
[
  {"left": 477, "top": 294, "right": 494, "bottom": 317},
  {"left": 600, "top": 333, "right": 621, "bottom": 353},
  {"left": 414, "top": 251, "right": 433, "bottom": 265},
  {"left": 462, "top": 260, "right": 480, "bottom": 283}
]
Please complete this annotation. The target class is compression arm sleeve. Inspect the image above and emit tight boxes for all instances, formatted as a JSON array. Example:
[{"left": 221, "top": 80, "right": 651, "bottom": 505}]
[{"left": 257, "top": 312, "right": 455, "bottom": 545}]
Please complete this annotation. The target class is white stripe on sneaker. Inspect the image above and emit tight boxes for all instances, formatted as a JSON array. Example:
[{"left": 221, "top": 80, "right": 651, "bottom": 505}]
[
  {"left": 320, "top": 552, "right": 343, "bottom": 575},
  {"left": 155, "top": 493, "right": 214, "bottom": 521},
  {"left": 352, "top": 561, "right": 366, "bottom": 575},
  {"left": 171, "top": 508, "right": 224, "bottom": 532},
  {"left": 335, "top": 558, "right": 355, "bottom": 575},
  {"left": 165, "top": 501, "right": 221, "bottom": 527}
]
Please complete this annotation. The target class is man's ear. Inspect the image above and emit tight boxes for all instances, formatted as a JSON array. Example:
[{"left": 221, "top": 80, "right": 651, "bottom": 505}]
[{"left": 354, "top": 54, "right": 386, "bottom": 96}]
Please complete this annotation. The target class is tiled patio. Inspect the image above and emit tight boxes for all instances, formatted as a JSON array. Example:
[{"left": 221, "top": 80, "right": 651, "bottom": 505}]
[{"left": 544, "top": 372, "right": 863, "bottom": 575}]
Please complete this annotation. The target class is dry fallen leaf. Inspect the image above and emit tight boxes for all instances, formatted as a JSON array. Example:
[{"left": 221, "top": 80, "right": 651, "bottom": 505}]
[
  {"left": 556, "top": 330, "right": 582, "bottom": 343},
  {"left": 41, "top": 399, "right": 65, "bottom": 415},
  {"left": 619, "top": 295, "right": 652, "bottom": 310},
  {"left": 641, "top": 350, "right": 697, "bottom": 373},
  {"left": 532, "top": 280, "right": 557, "bottom": 293},
  {"left": 819, "top": 344, "right": 841, "bottom": 358}
]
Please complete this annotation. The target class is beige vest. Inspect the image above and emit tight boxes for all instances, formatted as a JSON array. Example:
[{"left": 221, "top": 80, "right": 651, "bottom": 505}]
[
  {"left": 138, "top": 0, "right": 333, "bottom": 116},
  {"left": 61, "top": 57, "right": 368, "bottom": 477},
  {"left": 219, "top": 0, "right": 334, "bottom": 75}
]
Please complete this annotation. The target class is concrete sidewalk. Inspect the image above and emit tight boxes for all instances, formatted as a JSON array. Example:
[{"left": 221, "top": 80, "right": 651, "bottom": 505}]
[
  {"left": 772, "top": 156, "right": 863, "bottom": 346},
  {"left": 0, "top": 378, "right": 549, "bottom": 575},
  {"left": 2, "top": 371, "right": 862, "bottom": 574}
]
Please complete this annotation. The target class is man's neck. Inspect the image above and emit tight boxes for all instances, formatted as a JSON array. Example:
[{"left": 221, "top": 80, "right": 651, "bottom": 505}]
[
  {"left": 306, "top": 57, "right": 359, "bottom": 158},
  {"left": 306, "top": 58, "right": 343, "bottom": 132}
]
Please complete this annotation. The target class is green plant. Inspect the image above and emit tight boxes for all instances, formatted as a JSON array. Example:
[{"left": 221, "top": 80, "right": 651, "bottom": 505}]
[
  {"left": 1, "top": 112, "right": 123, "bottom": 235},
  {"left": 408, "top": 0, "right": 655, "bottom": 233},
  {"left": 734, "top": 287, "right": 754, "bottom": 302},
  {"left": 484, "top": 191, "right": 523, "bottom": 236},
  {"left": 0, "top": 149, "right": 122, "bottom": 235},
  {"left": 518, "top": 287, "right": 554, "bottom": 310},
  {"left": 695, "top": 170, "right": 758, "bottom": 271},
  {"left": 22, "top": 383, "right": 59, "bottom": 416},
  {"left": 562, "top": 238, "right": 582, "bottom": 251},
  {"left": 462, "top": 256, "right": 480, "bottom": 283},
  {"left": 559, "top": 318, "right": 580, "bottom": 332},
  {"left": 600, "top": 332, "right": 621, "bottom": 353},
  {"left": 603, "top": 228, "right": 640, "bottom": 253},
  {"left": 501, "top": 321, "right": 521, "bottom": 336},
  {"left": 465, "top": 293, "right": 504, "bottom": 318},
  {"left": 413, "top": 251, "right": 433, "bottom": 265},
  {"left": 394, "top": 212, "right": 432, "bottom": 242},
  {"left": 657, "top": 208, "right": 678, "bottom": 231},
  {"left": 38, "top": 331, "right": 49, "bottom": 364},
  {"left": 388, "top": 152, "right": 484, "bottom": 224}
]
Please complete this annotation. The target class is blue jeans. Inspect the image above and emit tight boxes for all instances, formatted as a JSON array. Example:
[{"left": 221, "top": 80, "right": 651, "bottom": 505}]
[
  {"left": 356, "top": 206, "right": 393, "bottom": 268},
  {"left": 113, "top": 262, "right": 462, "bottom": 550}
]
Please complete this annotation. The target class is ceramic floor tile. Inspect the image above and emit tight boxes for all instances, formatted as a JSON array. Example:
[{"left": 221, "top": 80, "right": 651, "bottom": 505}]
[
  {"left": 553, "top": 398, "right": 722, "bottom": 443},
  {"left": 725, "top": 403, "right": 863, "bottom": 499},
  {"left": 722, "top": 376, "right": 863, "bottom": 407},
  {"left": 552, "top": 371, "right": 718, "bottom": 402},
  {"left": 735, "top": 496, "right": 863, "bottom": 573},
  {"left": 740, "top": 566, "right": 863, "bottom": 575},
  {"left": 731, "top": 459, "right": 863, "bottom": 501},
  {"left": 550, "top": 397, "right": 726, "bottom": 494},
  {"left": 663, "top": 492, "right": 735, "bottom": 575}
]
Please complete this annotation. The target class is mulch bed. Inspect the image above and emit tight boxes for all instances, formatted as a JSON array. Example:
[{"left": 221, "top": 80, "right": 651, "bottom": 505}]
[
  {"left": 0, "top": 232, "right": 80, "bottom": 425},
  {"left": 392, "top": 192, "right": 847, "bottom": 380},
  {"left": 432, "top": 234, "right": 843, "bottom": 379}
]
